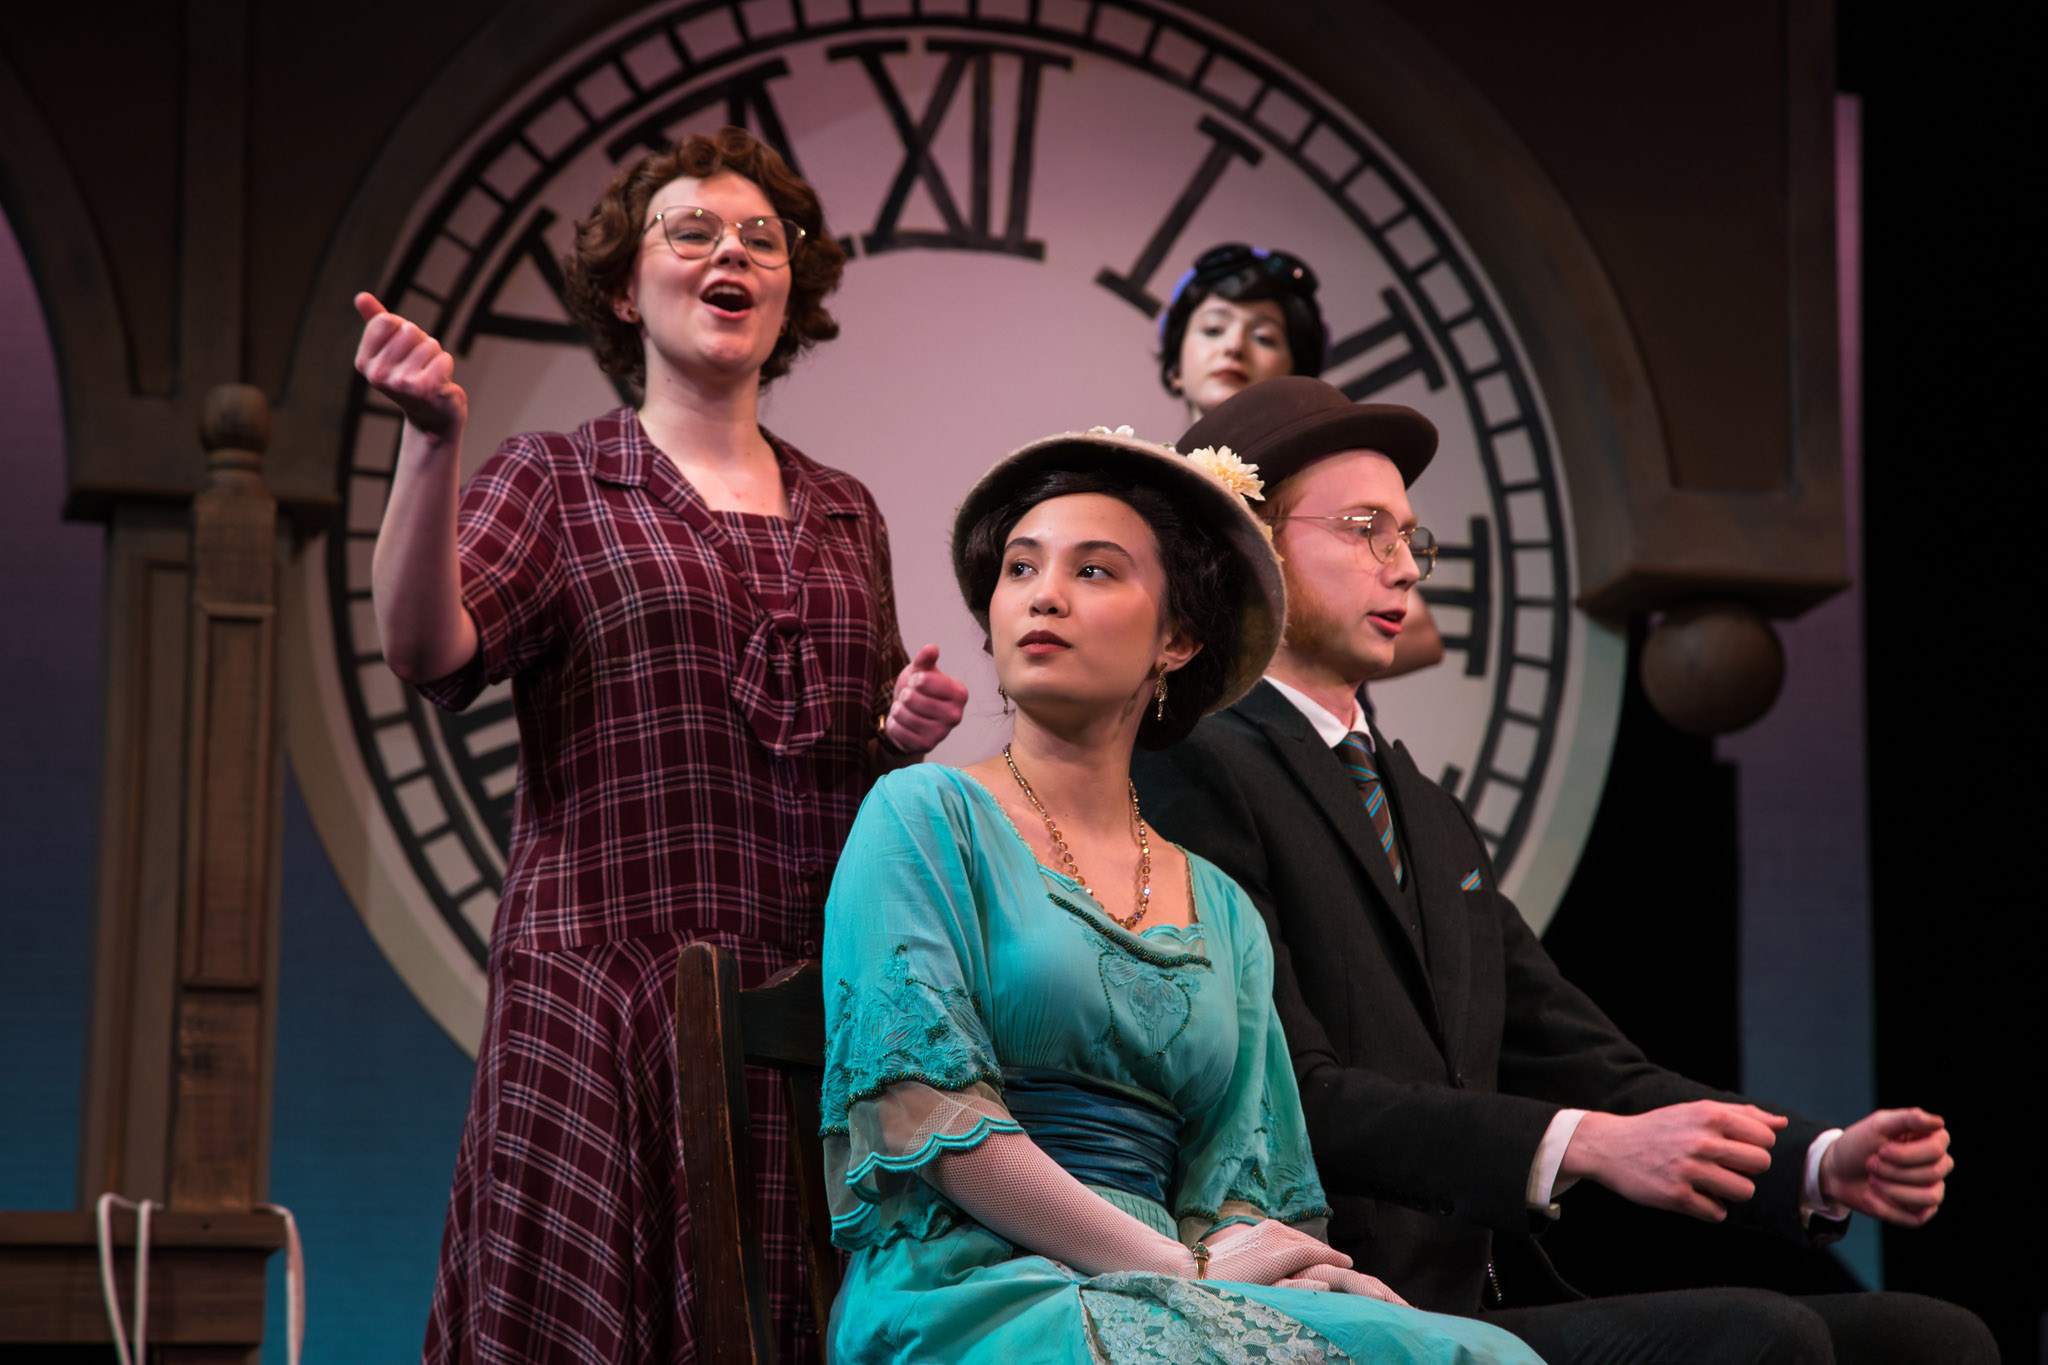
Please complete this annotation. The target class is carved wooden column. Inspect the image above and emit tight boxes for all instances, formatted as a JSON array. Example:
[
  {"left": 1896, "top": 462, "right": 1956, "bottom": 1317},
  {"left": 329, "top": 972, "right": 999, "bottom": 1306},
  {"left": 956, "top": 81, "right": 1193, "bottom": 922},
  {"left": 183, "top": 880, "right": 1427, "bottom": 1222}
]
[
  {"left": 167, "top": 384, "right": 285, "bottom": 1216},
  {"left": 75, "top": 384, "right": 288, "bottom": 1214}
]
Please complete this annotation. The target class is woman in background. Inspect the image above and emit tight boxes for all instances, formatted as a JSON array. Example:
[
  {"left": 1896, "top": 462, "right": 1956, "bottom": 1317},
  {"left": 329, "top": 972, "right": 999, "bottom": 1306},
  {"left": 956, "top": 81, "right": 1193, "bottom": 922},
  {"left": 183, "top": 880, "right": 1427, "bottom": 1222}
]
[
  {"left": 353, "top": 126, "right": 965, "bottom": 1363},
  {"left": 1157, "top": 243, "right": 1444, "bottom": 682}
]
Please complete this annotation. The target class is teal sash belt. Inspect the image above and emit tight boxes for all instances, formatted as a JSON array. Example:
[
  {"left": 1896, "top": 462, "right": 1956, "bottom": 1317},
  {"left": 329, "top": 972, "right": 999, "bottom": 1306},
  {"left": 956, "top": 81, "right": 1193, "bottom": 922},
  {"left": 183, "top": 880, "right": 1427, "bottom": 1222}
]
[{"left": 1001, "top": 1066, "right": 1180, "bottom": 1206}]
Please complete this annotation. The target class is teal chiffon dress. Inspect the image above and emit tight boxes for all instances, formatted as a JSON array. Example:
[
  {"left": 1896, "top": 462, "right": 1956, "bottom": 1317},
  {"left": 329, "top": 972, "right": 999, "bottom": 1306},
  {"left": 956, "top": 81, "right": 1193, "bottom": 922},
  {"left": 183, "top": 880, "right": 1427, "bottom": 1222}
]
[{"left": 820, "top": 766, "right": 1545, "bottom": 1365}]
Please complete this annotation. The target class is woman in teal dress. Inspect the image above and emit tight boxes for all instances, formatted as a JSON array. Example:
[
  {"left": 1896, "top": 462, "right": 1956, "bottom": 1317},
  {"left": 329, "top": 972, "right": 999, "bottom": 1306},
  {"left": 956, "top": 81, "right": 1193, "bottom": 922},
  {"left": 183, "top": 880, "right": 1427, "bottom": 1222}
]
[{"left": 820, "top": 426, "right": 1545, "bottom": 1365}]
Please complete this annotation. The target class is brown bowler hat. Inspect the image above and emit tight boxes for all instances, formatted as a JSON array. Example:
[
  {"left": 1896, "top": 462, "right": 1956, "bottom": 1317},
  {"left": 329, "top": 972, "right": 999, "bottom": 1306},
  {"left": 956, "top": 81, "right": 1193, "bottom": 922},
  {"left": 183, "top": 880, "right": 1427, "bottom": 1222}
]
[{"left": 1177, "top": 375, "right": 1438, "bottom": 490}]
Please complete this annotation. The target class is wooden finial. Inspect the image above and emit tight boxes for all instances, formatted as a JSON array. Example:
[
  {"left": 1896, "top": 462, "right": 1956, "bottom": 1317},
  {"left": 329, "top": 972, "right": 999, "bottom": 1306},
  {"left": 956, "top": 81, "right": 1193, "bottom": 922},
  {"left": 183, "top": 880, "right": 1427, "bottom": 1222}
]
[
  {"left": 200, "top": 383, "right": 272, "bottom": 470},
  {"left": 1641, "top": 601, "right": 1785, "bottom": 736}
]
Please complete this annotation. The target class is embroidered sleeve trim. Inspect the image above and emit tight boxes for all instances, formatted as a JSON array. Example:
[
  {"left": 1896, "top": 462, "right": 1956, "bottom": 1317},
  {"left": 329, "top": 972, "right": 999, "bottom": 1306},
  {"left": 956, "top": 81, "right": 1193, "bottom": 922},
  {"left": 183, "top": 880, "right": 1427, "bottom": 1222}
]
[
  {"left": 821, "top": 1066, "right": 1007, "bottom": 1135},
  {"left": 840, "top": 1114, "right": 1028, "bottom": 1186}
]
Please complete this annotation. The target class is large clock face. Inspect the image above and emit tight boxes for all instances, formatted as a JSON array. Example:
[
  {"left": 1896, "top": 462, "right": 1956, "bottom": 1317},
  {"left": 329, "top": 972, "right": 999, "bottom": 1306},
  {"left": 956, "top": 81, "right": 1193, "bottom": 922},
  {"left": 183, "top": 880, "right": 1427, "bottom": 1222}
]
[{"left": 310, "top": 0, "right": 1620, "bottom": 1051}]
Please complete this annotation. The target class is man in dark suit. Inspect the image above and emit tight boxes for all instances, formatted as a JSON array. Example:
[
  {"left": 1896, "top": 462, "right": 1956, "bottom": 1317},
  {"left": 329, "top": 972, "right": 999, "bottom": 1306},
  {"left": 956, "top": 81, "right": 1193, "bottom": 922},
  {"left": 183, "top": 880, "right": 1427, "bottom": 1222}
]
[{"left": 1134, "top": 377, "right": 1991, "bottom": 1363}]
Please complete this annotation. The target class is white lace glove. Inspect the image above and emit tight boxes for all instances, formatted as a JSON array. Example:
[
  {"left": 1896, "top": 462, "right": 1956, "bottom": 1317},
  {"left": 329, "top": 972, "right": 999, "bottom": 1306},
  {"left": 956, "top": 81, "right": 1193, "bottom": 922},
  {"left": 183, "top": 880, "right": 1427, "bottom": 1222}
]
[
  {"left": 1271, "top": 1262, "right": 1411, "bottom": 1305},
  {"left": 922, "top": 1132, "right": 1387, "bottom": 1292},
  {"left": 1196, "top": 1218, "right": 1358, "bottom": 1287},
  {"left": 924, "top": 1131, "right": 1196, "bottom": 1276}
]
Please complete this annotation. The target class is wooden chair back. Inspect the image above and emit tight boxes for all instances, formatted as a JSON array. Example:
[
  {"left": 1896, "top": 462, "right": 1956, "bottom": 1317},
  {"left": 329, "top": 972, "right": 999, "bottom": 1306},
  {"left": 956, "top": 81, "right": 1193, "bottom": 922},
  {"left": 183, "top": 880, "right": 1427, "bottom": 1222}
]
[{"left": 675, "top": 941, "right": 839, "bottom": 1364}]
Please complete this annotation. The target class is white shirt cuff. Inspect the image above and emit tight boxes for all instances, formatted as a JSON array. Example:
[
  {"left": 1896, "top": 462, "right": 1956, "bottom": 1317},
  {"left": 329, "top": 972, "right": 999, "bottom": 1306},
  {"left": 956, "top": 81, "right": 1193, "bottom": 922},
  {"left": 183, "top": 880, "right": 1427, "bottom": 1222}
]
[
  {"left": 1528, "top": 1109, "right": 1588, "bottom": 1213},
  {"left": 1803, "top": 1128, "right": 1851, "bottom": 1221}
]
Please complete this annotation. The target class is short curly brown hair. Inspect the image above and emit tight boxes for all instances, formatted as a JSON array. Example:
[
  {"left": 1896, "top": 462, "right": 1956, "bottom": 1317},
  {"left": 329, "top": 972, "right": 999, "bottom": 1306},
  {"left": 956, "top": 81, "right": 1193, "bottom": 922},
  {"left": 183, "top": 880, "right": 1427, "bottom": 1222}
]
[{"left": 563, "top": 127, "right": 846, "bottom": 390}]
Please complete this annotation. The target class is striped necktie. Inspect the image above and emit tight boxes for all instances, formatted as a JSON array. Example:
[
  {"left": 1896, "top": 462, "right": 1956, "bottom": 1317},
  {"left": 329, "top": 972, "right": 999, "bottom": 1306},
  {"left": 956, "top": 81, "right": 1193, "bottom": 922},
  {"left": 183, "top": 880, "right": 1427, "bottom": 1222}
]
[{"left": 1335, "top": 730, "right": 1404, "bottom": 886}]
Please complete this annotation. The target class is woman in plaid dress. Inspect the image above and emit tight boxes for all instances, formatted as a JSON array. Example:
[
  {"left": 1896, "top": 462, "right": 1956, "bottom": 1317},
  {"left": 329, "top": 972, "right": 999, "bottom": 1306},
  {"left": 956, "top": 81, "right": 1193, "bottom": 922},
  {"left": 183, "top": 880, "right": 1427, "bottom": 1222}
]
[{"left": 353, "top": 127, "right": 968, "bottom": 1363}]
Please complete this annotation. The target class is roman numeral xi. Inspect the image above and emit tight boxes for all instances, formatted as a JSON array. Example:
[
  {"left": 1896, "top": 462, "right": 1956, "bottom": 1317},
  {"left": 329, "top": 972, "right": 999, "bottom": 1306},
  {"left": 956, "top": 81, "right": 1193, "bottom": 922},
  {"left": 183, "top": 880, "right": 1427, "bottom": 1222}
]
[{"left": 830, "top": 39, "right": 1073, "bottom": 259}]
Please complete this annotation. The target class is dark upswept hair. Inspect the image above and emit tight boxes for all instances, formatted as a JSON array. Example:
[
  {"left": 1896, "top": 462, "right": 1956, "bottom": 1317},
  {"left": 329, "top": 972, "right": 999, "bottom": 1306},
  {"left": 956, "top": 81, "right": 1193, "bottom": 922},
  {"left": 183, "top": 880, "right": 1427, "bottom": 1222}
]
[
  {"left": 1157, "top": 260, "right": 1326, "bottom": 396},
  {"left": 956, "top": 468, "right": 1249, "bottom": 748},
  {"left": 563, "top": 126, "right": 846, "bottom": 390}
]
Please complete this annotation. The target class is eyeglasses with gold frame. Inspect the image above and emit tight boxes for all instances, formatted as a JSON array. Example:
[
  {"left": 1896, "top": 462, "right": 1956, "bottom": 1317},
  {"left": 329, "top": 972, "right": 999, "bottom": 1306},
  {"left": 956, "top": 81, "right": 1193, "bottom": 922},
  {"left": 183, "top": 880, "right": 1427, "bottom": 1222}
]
[
  {"left": 1273, "top": 511, "right": 1437, "bottom": 580},
  {"left": 648, "top": 206, "right": 805, "bottom": 269}
]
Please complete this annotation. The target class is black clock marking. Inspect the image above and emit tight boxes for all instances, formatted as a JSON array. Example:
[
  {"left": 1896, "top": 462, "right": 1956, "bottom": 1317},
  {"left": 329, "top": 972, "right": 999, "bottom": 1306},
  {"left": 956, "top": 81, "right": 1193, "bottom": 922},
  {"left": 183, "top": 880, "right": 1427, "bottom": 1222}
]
[
  {"left": 1095, "top": 115, "right": 1264, "bottom": 317},
  {"left": 456, "top": 209, "right": 638, "bottom": 409},
  {"left": 830, "top": 39, "right": 1071, "bottom": 259},
  {"left": 457, "top": 211, "right": 580, "bottom": 351},
  {"left": 1420, "top": 516, "right": 1493, "bottom": 678},
  {"left": 1327, "top": 287, "right": 1446, "bottom": 400},
  {"left": 330, "top": 0, "right": 1581, "bottom": 978},
  {"left": 440, "top": 693, "right": 520, "bottom": 854},
  {"left": 604, "top": 58, "right": 804, "bottom": 174}
]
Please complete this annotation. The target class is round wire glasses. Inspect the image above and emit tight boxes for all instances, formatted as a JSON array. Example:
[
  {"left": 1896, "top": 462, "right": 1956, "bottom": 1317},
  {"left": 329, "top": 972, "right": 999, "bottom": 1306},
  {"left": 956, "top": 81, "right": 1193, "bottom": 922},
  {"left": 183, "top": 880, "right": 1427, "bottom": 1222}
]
[
  {"left": 1274, "top": 510, "right": 1438, "bottom": 580},
  {"left": 649, "top": 207, "right": 806, "bottom": 268}
]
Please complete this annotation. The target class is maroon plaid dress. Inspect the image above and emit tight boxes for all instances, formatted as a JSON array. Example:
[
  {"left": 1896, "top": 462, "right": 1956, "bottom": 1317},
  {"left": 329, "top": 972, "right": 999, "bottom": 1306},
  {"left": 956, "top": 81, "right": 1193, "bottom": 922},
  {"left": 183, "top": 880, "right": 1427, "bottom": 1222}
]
[{"left": 415, "top": 409, "right": 906, "bottom": 1364}]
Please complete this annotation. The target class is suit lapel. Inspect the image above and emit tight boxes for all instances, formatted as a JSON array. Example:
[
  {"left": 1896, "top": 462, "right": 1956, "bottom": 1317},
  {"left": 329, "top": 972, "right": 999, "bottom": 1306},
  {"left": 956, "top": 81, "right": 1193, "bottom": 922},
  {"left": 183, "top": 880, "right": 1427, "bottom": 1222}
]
[
  {"left": 1236, "top": 685, "right": 1433, "bottom": 984},
  {"left": 1377, "top": 733, "right": 1472, "bottom": 1067}
]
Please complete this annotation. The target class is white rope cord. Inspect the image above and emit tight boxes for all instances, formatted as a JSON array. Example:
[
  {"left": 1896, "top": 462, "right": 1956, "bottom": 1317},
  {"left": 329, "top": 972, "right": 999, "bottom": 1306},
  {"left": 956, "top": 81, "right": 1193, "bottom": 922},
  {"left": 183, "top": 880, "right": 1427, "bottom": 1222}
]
[
  {"left": 94, "top": 1193, "right": 153, "bottom": 1365},
  {"left": 260, "top": 1201, "right": 307, "bottom": 1365},
  {"left": 94, "top": 1193, "right": 305, "bottom": 1365}
]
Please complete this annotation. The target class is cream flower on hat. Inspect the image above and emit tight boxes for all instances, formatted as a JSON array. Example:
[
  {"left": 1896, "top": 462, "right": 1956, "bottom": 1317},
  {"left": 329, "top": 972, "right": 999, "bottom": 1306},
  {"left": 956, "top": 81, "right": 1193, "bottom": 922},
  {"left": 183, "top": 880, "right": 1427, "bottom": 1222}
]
[{"left": 1183, "top": 445, "right": 1265, "bottom": 503}]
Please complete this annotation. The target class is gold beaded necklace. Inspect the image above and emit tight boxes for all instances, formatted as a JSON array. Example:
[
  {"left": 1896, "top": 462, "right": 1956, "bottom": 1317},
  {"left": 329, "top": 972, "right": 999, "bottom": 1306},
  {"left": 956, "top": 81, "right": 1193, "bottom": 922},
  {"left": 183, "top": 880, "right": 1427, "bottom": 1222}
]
[{"left": 1002, "top": 742, "right": 1154, "bottom": 929}]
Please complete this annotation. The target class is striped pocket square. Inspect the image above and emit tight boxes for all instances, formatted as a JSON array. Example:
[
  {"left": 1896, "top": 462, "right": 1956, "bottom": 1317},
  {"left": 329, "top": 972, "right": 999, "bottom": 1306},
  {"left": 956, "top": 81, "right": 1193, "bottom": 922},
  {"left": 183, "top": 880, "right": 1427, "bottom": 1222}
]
[{"left": 1459, "top": 870, "right": 1483, "bottom": 891}]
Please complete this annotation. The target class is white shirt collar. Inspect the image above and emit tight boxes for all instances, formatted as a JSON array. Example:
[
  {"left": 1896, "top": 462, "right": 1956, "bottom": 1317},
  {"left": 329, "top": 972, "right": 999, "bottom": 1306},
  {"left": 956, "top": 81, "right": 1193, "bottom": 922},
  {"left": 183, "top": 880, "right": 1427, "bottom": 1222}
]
[{"left": 1264, "top": 675, "right": 1365, "bottom": 749}]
